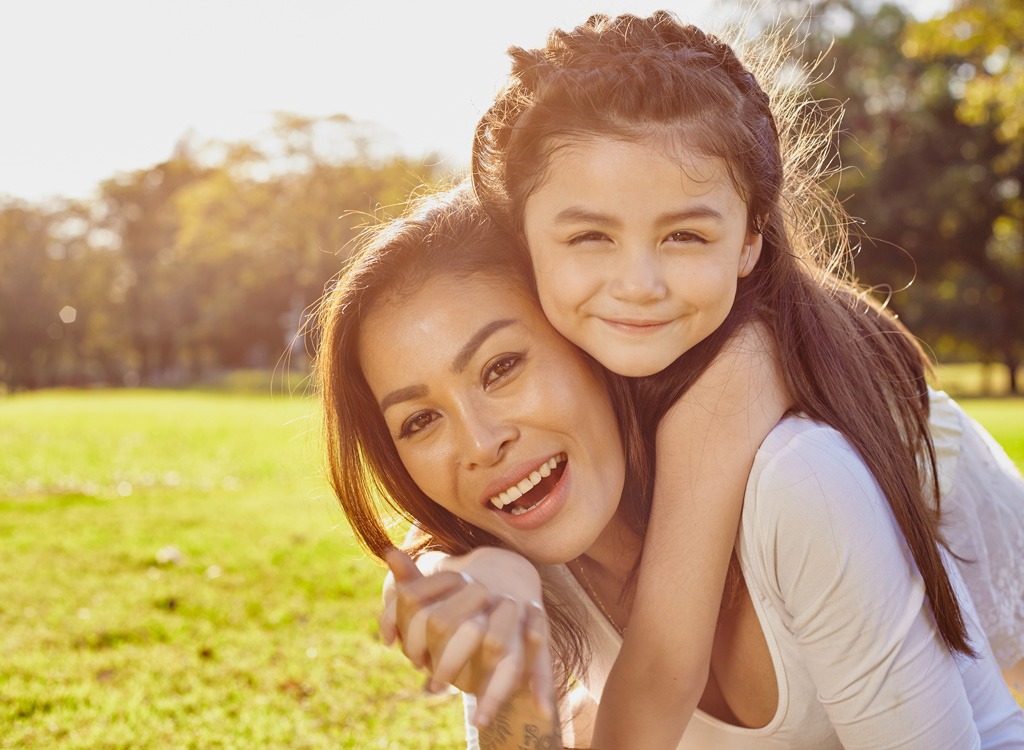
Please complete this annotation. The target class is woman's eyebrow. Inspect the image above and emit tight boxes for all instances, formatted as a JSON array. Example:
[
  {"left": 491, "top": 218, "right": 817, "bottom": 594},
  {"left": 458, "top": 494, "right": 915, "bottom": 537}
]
[
  {"left": 378, "top": 318, "right": 519, "bottom": 413},
  {"left": 380, "top": 385, "right": 428, "bottom": 413},
  {"left": 453, "top": 318, "right": 517, "bottom": 373}
]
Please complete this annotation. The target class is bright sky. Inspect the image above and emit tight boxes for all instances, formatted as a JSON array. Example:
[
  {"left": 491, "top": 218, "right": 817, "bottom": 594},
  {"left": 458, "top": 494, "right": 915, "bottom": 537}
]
[{"left": 0, "top": 0, "right": 949, "bottom": 203}]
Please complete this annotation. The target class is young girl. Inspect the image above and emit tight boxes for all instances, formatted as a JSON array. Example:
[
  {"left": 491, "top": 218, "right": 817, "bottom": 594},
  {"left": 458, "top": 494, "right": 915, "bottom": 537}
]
[{"left": 383, "top": 10, "right": 1024, "bottom": 747}]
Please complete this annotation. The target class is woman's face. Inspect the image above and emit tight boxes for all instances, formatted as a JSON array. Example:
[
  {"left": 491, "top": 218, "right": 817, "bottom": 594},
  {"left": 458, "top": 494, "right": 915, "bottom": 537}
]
[{"left": 358, "top": 273, "right": 626, "bottom": 564}]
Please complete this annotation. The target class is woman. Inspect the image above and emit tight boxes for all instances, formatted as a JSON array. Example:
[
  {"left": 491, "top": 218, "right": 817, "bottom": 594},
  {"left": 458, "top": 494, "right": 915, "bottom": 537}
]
[{"left": 316, "top": 185, "right": 1024, "bottom": 748}]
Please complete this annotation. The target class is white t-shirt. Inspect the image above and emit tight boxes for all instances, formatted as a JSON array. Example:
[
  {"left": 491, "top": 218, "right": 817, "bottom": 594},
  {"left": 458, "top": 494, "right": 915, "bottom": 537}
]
[{"left": 552, "top": 417, "right": 1024, "bottom": 749}]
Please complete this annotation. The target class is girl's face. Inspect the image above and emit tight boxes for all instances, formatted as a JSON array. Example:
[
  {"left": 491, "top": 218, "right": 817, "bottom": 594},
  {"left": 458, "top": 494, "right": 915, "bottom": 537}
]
[
  {"left": 358, "top": 273, "right": 626, "bottom": 565},
  {"left": 522, "top": 136, "right": 762, "bottom": 377}
]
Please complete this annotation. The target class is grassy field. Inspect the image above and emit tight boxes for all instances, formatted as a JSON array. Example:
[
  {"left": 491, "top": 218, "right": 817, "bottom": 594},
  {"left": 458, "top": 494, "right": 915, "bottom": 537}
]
[
  {"left": 0, "top": 390, "right": 465, "bottom": 749},
  {"left": 2, "top": 389, "right": 1022, "bottom": 748}
]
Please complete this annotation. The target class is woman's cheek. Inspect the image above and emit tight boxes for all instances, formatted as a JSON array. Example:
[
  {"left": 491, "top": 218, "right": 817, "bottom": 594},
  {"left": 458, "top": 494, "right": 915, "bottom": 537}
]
[{"left": 398, "top": 443, "right": 445, "bottom": 501}]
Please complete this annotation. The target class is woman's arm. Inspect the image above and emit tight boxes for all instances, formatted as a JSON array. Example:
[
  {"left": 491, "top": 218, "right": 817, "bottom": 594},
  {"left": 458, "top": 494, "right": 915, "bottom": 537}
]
[
  {"left": 464, "top": 692, "right": 564, "bottom": 750},
  {"left": 381, "top": 545, "right": 553, "bottom": 723},
  {"left": 383, "top": 549, "right": 563, "bottom": 749},
  {"left": 591, "top": 322, "right": 790, "bottom": 749},
  {"left": 749, "top": 420, "right": 1018, "bottom": 748}
]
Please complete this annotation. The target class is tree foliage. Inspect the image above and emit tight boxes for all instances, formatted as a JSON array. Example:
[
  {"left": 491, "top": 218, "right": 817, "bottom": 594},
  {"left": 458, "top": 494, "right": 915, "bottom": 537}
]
[
  {"left": 780, "top": 0, "right": 1023, "bottom": 391},
  {"left": 0, "top": 116, "right": 442, "bottom": 391},
  {"left": 3, "top": 2, "right": 1022, "bottom": 391}
]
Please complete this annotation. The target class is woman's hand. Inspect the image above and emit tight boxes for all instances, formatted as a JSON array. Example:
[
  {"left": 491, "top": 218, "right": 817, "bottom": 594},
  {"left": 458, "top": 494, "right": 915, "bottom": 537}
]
[{"left": 381, "top": 547, "right": 554, "bottom": 728}]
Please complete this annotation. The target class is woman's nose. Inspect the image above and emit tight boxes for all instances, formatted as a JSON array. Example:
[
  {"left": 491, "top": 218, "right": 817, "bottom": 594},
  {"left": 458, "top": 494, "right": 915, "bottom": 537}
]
[
  {"left": 458, "top": 404, "right": 519, "bottom": 470},
  {"left": 608, "top": 247, "right": 668, "bottom": 303}
]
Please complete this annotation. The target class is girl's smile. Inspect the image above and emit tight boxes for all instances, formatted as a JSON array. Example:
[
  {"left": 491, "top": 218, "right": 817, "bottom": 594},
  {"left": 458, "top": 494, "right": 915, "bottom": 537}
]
[{"left": 523, "top": 136, "right": 762, "bottom": 377}]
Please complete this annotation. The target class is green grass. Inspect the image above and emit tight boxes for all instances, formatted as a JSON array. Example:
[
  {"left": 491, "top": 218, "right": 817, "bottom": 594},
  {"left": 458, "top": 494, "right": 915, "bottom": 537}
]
[
  {"left": 2, "top": 389, "right": 1022, "bottom": 748},
  {"left": 0, "top": 390, "right": 465, "bottom": 749},
  {"left": 957, "top": 399, "right": 1024, "bottom": 474}
]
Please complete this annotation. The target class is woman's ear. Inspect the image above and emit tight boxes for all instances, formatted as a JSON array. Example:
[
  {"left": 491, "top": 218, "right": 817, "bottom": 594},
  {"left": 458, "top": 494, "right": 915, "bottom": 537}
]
[{"left": 738, "top": 231, "right": 763, "bottom": 278}]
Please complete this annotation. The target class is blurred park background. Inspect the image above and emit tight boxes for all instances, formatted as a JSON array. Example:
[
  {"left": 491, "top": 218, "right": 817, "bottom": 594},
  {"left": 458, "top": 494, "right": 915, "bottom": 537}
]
[{"left": 2, "top": 0, "right": 1022, "bottom": 747}]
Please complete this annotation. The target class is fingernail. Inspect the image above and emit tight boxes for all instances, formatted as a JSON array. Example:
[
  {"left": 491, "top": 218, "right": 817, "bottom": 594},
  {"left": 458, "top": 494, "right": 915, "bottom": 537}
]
[{"left": 474, "top": 710, "right": 490, "bottom": 728}]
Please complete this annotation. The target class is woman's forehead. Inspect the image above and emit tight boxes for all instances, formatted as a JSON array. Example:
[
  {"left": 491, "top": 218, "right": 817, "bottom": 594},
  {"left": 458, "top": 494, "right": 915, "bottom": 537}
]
[{"left": 359, "top": 274, "right": 546, "bottom": 363}]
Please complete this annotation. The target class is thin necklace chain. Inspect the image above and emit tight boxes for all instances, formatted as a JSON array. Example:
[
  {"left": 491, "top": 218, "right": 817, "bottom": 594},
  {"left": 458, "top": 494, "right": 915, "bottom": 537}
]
[{"left": 573, "top": 558, "right": 625, "bottom": 637}]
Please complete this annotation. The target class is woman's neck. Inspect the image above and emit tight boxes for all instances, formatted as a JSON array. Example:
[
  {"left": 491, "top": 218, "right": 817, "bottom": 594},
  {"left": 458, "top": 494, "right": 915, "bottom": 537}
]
[{"left": 581, "top": 516, "right": 642, "bottom": 591}]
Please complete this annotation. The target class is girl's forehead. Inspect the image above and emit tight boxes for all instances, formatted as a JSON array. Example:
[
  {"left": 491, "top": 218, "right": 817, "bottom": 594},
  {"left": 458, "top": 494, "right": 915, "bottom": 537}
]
[
  {"left": 528, "top": 135, "right": 747, "bottom": 212},
  {"left": 540, "top": 132, "right": 736, "bottom": 187}
]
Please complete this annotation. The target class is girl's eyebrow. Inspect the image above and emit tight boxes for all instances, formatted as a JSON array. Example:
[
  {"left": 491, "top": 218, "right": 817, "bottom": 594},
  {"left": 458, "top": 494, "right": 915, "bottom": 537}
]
[
  {"left": 378, "top": 318, "right": 518, "bottom": 413},
  {"left": 552, "top": 205, "right": 725, "bottom": 226}
]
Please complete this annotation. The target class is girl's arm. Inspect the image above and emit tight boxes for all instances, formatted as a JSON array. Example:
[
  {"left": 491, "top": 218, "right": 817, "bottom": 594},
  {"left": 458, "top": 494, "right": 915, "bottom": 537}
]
[{"left": 592, "top": 322, "right": 791, "bottom": 749}]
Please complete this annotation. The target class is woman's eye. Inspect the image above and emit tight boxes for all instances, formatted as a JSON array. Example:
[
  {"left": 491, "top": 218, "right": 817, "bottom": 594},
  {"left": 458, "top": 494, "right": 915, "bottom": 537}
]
[
  {"left": 399, "top": 411, "right": 438, "bottom": 438},
  {"left": 483, "top": 353, "right": 523, "bottom": 388},
  {"left": 567, "top": 231, "right": 610, "bottom": 246}
]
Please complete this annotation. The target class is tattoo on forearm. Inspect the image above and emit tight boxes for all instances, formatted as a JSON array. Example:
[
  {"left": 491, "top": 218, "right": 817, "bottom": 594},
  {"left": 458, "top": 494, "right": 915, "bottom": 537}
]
[
  {"left": 479, "top": 706, "right": 513, "bottom": 746},
  {"left": 523, "top": 721, "right": 561, "bottom": 750},
  {"left": 478, "top": 700, "right": 561, "bottom": 750}
]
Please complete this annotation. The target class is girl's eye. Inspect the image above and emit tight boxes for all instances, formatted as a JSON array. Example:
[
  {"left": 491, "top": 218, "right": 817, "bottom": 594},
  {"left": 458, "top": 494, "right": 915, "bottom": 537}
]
[
  {"left": 483, "top": 353, "right": 524, "bottom": 388},
  {"left": 665, "top": 230, "right": 706, "bottom": 244},
  {"left": 567, "top": 231, "right": 611, "bottom": 246},
  {"left": 399, "top": 411, "right": 438, "bottom": 438}
]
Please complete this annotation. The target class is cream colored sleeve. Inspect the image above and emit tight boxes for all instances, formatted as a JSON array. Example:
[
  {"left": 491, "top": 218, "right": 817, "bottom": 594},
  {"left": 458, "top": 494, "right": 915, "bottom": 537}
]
[{"left": 744, "top": 421, "right": 985, "bottom": 750}]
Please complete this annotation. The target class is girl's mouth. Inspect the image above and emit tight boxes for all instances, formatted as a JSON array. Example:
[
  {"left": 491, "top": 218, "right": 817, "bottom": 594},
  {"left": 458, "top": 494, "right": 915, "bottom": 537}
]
[
  {"left": 489, "top": 454, "right": 567, "bottom": 515},
  {"left": 601, "top": 318, "right": 670, "bottom": 334}
]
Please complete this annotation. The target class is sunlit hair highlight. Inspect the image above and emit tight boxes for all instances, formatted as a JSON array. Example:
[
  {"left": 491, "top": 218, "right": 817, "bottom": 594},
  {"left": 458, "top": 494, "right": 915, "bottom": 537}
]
[{"left": 472, "top": 10, "right": 971, "bottom": 656}]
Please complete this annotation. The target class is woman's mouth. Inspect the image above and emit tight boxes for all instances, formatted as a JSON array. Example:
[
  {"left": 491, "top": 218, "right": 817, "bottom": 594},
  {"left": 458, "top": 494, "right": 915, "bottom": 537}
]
[{"left": 489, "top": 453, "right": 567, "bottom": 515}]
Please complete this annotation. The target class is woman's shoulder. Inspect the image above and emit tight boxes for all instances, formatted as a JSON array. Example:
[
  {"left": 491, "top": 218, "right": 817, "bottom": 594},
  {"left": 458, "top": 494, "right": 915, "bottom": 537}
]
[
  {"left": 739, "top": 415, "right": 917, "bottom": 614},
  {"left": 743, "top": 415, "right": 891, "bottom": 537},
  {"left": 751, "top": 415, "right": 870, "bottom": 486}
]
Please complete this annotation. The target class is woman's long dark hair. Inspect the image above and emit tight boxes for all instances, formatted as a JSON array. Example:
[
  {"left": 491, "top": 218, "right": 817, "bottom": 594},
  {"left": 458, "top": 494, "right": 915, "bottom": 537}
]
[{"left": 314, "top": 185, "right": 653, "bottom": 705}]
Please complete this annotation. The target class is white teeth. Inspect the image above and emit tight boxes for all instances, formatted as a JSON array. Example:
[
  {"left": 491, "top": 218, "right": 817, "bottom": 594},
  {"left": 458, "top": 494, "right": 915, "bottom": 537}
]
[{"left": 488, "top": 454, "right": 566, "bottom": 511}]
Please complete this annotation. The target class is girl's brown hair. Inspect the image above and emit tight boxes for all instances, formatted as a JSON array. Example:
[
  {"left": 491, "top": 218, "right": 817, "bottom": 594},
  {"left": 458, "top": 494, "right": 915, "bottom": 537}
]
[
  {"left": 472, "top": 11, "right": 971, "bottom": 655},
  {"left": 315, "top": 184, "right": 651, "bottom": 699}
]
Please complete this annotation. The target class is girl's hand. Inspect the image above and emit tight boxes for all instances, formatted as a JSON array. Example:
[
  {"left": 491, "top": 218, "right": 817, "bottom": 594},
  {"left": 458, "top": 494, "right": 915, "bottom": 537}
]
[{"left": 381, "top": 547, "right": 554, "bottom": 728}]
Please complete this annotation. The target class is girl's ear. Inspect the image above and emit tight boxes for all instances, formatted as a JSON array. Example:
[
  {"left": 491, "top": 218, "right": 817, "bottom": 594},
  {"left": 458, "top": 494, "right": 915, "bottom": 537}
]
[{"left": 737, "top": 231, "right": 763, "bottom": 278}]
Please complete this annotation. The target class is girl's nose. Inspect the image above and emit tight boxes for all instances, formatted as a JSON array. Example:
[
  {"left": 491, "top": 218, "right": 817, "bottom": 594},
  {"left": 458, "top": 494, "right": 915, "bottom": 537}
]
[{"left": 608, "top": 247, "right": 668, "bottom": 303}]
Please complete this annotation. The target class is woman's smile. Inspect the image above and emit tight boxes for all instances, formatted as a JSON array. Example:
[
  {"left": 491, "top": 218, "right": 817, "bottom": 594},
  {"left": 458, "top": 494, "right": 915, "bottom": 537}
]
[
  {"left": 484, "top": 452, "right": 565, "bottom": 512},
  {"left": 357, "top": 272, "right": 626, "bottom": 564}
]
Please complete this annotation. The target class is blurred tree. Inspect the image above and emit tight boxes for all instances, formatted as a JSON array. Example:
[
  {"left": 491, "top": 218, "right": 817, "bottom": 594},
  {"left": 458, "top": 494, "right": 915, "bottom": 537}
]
[
  {"left": 173, "top": 114, "right": 437, "bottom": 378},
  {"left": 904, "top": 0, "right": 1024, "bottom": 391},
  {"left": 97, "top": 149, "right": 206, "bottom": 385},
  {"left": 772, "top": 0, "right": 1022, "bottom": 391},
  {"left": 0, "top": 113, "right": 450, "bottom": 391},
  {"left": 0, "top": 202, "right": 60, "bottom": 390}
]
